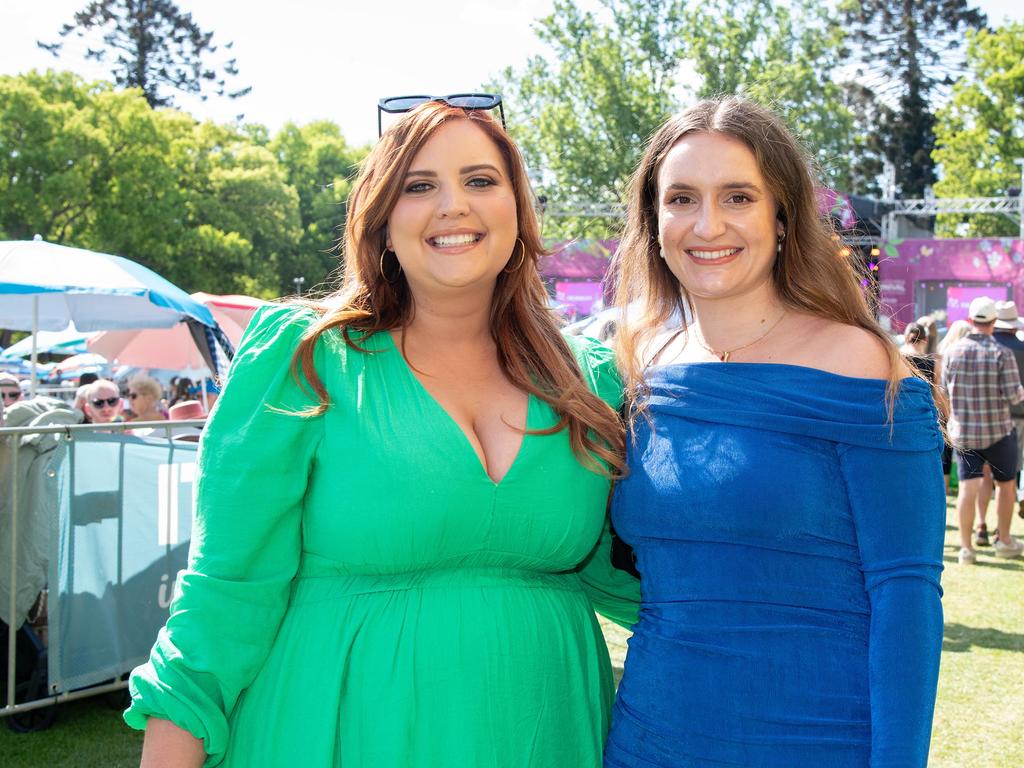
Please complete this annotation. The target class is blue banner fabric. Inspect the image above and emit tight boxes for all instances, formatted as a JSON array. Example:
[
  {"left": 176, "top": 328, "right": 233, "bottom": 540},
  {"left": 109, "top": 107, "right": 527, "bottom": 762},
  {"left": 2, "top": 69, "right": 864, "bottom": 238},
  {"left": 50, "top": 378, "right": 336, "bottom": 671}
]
[{"left": 49, "top": 432, "right": 197, "bottom": 693}]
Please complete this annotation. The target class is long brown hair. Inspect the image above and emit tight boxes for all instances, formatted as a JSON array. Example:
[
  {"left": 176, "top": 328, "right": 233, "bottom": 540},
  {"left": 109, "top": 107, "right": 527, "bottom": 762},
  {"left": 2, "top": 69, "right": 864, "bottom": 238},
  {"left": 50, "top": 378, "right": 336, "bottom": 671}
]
[
  {"left": 292, "top": 102, "right": 624, "bottom": 474},
  {"left": 613, "top": 95, "right": 903, "bottom": 415}
]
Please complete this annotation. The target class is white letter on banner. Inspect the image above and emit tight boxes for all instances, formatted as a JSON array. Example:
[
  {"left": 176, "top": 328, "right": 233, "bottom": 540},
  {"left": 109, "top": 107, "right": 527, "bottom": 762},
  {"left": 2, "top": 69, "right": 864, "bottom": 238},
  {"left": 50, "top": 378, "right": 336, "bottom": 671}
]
[{"left": 157, "top": 463, "right": 197, "bottom": 546}]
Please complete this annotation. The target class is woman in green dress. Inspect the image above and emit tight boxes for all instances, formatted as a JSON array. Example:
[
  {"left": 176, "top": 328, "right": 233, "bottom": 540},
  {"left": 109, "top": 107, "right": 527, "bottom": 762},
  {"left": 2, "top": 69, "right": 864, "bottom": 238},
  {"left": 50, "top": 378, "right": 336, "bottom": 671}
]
[{"left": 125, "top": 98, "right": 639, "bottom": 767}]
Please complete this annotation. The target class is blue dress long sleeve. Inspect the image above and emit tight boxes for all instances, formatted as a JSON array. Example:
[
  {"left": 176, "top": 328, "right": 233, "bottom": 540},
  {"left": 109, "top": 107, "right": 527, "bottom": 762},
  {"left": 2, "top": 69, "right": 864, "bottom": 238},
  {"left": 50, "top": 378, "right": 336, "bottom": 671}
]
[{"left": 605, "top": 363, "right": 945, "bottom": 768}]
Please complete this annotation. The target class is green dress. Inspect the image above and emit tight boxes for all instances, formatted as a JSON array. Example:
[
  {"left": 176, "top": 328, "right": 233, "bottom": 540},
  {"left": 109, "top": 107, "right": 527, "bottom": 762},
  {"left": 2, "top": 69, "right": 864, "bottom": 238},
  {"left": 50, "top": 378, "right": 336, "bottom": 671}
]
[{"left": 125, "top": 305, "right": 639, "bottom": 767}]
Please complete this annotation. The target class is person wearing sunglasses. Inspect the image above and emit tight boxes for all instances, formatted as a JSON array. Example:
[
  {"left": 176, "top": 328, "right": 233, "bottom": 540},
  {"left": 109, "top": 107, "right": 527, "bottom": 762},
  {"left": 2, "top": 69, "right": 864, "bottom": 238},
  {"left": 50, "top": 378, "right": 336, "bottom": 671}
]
[
  {"left": 127, "top": 96, "right": 639, "bottom": 767},
  {"left": 0, "top": 373, "right": 24, "bottom": 407},
  {"left": 0, "top": 372, "right": 23, "bottom": 427},
  {"left": 125, "top": 375, "right": 166, "bottom": 423},
  {"left": 81, "top": 379, "right": 124, "bottom": 425}
]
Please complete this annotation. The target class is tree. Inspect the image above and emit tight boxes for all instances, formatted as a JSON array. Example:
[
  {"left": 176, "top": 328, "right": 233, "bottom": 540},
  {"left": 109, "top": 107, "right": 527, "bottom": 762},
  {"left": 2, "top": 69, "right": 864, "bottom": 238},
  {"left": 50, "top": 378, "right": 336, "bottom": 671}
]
[
  {"left": 497, "top": 0, "right": 685, "bottom": 238},
  {"left": 0, "top": 71, "right": 301, "bottom": 297},
  {"left": 496, "top": 0, "right": 857, "bottom": 238},
  {"left": 269, "top": 122, "right": 368, "bottom": 294},
  {"left": 0, "top": 70, "right": 186, "bottom": 253},
  {"left": 840, "top": 0, "right": 987, "bottom": 197},
  {"left": 38, "top": 0, "right": 250, "bottom": 108},
  {"left": 682, "top": 0, "right": 857, "bottom": 190},
  {"left": 932, "top": 22, "right": 1024, "bottom": 237}
]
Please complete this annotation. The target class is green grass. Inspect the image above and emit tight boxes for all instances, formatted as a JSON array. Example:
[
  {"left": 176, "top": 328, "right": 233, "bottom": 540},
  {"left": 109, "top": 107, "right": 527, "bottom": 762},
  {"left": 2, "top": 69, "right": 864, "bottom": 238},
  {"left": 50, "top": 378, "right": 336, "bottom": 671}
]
[
  {"left": 0, "top": 694, "right": 143, "bottom": 767},
  {"left": 930, "top": 496, "right": 1024, "bottom": 767},
  {"left": 1, "top": 497, "right": 1020, "bottom": 766}
]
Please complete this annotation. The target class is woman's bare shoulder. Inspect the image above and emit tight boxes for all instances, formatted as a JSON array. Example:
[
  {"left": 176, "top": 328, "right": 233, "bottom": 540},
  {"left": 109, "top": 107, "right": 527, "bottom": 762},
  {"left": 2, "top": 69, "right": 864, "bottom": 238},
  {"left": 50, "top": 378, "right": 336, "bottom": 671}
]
[{"left": 787, "top": 317, "right": 902, "bottom": 380}]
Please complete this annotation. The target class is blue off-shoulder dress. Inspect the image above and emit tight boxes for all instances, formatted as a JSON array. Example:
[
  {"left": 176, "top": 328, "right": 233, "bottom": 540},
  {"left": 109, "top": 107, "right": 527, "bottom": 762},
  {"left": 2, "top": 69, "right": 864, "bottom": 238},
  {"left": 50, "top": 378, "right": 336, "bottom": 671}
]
[{"left": 605, "top": 363, "right": 945, "bottom": 768}]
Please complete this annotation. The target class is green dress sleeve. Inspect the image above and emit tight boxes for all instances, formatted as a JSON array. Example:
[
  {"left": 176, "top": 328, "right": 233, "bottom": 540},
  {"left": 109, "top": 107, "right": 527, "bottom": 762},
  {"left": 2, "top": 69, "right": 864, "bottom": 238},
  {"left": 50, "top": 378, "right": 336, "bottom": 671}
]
[
  {"left": 124, "top": 304, "right": 327, "bottom": 766},
  {"left": 564, "top": 334, "right": 640, "bottom": 628}
]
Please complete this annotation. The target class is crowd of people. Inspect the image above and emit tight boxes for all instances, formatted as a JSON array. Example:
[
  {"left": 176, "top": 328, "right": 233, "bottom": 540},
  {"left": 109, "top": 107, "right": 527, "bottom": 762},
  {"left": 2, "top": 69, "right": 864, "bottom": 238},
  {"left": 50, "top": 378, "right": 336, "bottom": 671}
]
[
  {"left": 917, "top": 297, "right": 1024, "bottom": 564},
  {"left": 0, "top": 370, "right": 213, "bottom": 433}
]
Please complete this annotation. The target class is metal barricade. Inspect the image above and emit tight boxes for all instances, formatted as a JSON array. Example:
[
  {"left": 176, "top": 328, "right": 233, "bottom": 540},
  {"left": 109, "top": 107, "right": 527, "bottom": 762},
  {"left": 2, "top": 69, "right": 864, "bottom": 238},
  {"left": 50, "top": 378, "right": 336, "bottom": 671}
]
[{"left": 1, "top": 419, "right": 204, "bottom": 723}]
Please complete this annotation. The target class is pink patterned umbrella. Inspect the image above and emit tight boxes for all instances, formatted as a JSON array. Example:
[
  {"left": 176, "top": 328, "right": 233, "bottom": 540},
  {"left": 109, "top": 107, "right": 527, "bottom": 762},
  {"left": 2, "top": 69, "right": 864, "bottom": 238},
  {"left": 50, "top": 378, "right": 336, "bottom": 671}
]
[{"left": 87, "top": 293, "right": 267, "bottom": 372}]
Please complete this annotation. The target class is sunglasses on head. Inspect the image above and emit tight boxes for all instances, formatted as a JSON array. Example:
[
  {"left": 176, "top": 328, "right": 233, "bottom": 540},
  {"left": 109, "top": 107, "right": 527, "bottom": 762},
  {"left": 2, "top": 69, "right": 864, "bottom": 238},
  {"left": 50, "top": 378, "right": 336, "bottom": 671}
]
[
  {"left": 377, "top": 93, "right": 505, "bottom": 137},
  {"left": 1, "top": 390, "right": 20, "bottom": 401},
  {"left": 91, "top": 397, "right": 120, "bottom": 408}
]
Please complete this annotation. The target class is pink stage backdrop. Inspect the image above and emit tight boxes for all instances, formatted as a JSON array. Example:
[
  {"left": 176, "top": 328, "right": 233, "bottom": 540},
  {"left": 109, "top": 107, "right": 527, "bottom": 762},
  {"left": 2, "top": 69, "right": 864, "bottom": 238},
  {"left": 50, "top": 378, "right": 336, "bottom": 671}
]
[
  {"left": 877, "top": 238, "right": 1024, "bottom": 329},
  {"left": 555, "top": 281, "right": 605, "bottom": 316}
]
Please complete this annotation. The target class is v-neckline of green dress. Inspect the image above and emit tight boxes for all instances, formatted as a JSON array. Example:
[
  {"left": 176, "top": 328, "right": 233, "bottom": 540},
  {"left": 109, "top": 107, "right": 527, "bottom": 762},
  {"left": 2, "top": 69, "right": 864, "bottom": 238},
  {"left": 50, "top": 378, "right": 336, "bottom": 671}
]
[{"left": 380, "top": 330, "right": 535, "bottom": 489}]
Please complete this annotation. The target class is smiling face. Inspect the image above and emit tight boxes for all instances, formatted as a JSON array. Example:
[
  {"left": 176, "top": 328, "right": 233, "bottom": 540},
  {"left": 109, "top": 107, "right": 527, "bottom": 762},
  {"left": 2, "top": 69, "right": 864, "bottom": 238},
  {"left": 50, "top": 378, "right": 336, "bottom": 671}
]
[
  {"left": 386, "top": 119, "right": 518, "bottom": 301},
  {"left": 656, "top": 131, "right": 783, "bottom": 306}
]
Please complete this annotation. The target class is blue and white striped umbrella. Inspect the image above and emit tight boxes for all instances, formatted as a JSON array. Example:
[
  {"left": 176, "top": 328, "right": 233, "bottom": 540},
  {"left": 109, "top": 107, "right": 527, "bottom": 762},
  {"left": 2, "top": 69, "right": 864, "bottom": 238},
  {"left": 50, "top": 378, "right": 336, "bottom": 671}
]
[{"left": 0, "top": 239, "right": 215, "bottom": 332}]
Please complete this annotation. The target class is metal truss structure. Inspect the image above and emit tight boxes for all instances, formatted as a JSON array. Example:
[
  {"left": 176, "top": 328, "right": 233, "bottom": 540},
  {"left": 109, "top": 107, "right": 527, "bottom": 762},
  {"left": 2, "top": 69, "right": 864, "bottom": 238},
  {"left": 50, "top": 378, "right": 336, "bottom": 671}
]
[
  {"left": 540, "top": 201, "right": 624, "bottom": 219},
  {"left": 542, "top": 195, "right": 1024, "bottom": 244},
  {"left": 881, "top": 196, "right": 1023, "bottom": 240}
]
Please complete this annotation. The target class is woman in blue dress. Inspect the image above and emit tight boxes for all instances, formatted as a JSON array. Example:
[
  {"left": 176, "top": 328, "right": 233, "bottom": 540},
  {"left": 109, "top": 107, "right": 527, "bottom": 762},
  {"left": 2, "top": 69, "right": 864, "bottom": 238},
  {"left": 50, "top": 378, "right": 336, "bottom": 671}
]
[{"left": 604, "top": 96, "right": 945, "bottom": 767}]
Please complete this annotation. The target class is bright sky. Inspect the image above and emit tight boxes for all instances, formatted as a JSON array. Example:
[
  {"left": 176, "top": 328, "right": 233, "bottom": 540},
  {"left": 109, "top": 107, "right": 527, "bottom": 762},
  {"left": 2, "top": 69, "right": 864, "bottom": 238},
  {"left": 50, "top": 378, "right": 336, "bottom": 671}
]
[{"left": 1, "top": 0, "right": 1021, "bottom": 146}]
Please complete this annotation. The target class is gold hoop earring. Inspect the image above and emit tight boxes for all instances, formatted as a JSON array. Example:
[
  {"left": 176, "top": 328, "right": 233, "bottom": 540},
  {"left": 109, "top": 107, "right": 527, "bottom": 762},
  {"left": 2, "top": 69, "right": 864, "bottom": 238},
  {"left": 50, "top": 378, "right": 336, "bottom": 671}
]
[
  {"left": 504, "top": 238, "right": 526, "bottom": 273},
  {"left": 379, "top": 248, "right": 402, "bottom": 282}
]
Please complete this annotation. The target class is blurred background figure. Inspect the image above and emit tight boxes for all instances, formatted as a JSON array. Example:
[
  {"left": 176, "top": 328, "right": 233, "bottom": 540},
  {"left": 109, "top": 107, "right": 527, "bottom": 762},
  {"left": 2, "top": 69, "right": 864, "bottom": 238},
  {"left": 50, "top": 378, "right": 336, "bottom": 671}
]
[
  {"left": 1, "top": 373, "right": 25, "bottom": 409},
  {"left": 942, "top": 297, "right": 1024, "bottom": 564},
  {"left": 73, "top": 371, "right": 100, "bottom": 415},
  {"left": 126, "top": 375, "right": 166, "bottom": 422},
  {"left": 168, "top": 377, "right": 194, "bottom": 407},
  {"left": 937, "top": 319, "right": 973, "bottom": 495},
  {"left": 916, "top": 315, "right": 939, "bottom": 355},
  {"left": 81, "top": 379, "right": 123, "bottom": 425},
  {"left": 900, "top": 322, "right": 936, "bottom": 383},
  {"left": 167, "top": 400, "right": 206, "bottom": 442},
  {"left": 992, "top": 300, "right": 1024, "bottom": 521}
]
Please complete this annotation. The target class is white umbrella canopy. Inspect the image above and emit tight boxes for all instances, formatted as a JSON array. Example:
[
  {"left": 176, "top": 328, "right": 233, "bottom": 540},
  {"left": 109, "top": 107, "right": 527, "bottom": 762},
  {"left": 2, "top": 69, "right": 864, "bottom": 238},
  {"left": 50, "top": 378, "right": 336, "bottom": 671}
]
[
  {"left": 0, "top": 239, "right": 215, "bottom": 332},
  {"left": 0, "top": 238, "right": 218, "bottom": 393},
  {"left": 0, "top": 324, "right": 94, "bottom": 359},
  {"left": 50, "top": 352, "right": 109, "bottom": 378}
]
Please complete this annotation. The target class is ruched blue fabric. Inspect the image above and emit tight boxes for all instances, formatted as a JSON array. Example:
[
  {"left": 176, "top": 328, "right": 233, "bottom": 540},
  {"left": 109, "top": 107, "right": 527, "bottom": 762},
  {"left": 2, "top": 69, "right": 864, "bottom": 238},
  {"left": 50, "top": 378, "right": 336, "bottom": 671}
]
[{"left": 605, "top": 363, "right": 945, "bottom": 768}]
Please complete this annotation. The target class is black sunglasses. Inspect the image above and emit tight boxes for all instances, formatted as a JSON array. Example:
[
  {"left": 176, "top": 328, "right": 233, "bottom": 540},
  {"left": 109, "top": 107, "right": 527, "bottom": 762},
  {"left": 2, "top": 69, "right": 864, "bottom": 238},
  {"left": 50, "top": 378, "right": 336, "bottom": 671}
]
[
  {"left": 1, "top": 390, "right": 21, "bottom": 401},
  {"left": 377, "top": 93, "right": 505, "bottom": 137},
  {"left": 90, "top": 397, "right": 120, "bottom": 408}
]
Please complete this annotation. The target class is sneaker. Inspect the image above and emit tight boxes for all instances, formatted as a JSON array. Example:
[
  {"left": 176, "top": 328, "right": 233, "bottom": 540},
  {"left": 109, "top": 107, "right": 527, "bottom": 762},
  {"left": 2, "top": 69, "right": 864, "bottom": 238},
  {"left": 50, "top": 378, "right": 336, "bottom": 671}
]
[
  {"left": 993, "top": 537, "right": 1024, "bottom": 559},
  {"left": 958, "top": 547, "right": 977, "bottom": 565},
  {"left": 974, "top": 525, "right": 990, "bottom": 547}
]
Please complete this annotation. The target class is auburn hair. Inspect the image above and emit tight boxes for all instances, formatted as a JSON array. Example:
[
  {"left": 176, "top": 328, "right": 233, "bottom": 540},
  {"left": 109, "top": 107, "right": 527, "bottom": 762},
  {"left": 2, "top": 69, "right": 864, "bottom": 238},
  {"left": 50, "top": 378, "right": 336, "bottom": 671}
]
[
  {"left": 291, "top": 102, "right": 624, "bottom": 474},
  {"left": 612, "top": 96, "right": 904, "bottom": 418}
]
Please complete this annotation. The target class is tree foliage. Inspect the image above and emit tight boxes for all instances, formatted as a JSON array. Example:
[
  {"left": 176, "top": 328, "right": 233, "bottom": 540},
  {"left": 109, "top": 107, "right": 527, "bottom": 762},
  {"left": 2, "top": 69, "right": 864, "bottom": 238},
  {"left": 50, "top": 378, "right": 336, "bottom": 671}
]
[
  {"left": 933, "top": 22, "right": 1024, "bottom": 237},
  {"left": 682, "top": 0, "right": 856, "bottom": 189},
  {"left": 38, "top": 0, "right": 250, "bottom": 108},
  {"left": 497, "top": 0, "right": 857, "bottom": 238},
  {"left": 496, "top": 0, "right": 684, "bottom": 238},
  {"left": 839, "top": 0, "right": 987, "bottom": 197},
  {"left": 0, "top": 70, "right": 364, "bottom": 297},
  {"left": 269, "top": 122, "right": 365, "bottom": 294}
]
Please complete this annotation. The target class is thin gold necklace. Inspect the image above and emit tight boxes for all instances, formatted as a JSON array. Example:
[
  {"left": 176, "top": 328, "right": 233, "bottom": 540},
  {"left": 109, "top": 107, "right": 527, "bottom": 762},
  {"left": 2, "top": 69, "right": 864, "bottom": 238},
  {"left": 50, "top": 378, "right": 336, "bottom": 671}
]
[{"left": 694, "top": 311, "right": 787, "bottom": 362}]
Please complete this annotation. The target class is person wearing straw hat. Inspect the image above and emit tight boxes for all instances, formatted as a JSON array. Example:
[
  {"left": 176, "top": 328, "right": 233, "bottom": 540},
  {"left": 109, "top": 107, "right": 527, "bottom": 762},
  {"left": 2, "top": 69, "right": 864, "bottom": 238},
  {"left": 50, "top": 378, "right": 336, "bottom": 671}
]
[
  {"left": 993, "top": 299, "right": 1024, "bottom": 522},
  {"left": 943, "top": 296, "right": 1024, "bottom": 563}
]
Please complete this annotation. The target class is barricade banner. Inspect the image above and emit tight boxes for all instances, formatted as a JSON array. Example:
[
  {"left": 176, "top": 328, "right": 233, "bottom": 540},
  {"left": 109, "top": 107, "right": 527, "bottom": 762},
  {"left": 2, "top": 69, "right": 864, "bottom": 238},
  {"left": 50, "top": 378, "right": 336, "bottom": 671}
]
[{"left": 48, "top": 432, "right": 197, "bottom": 693}]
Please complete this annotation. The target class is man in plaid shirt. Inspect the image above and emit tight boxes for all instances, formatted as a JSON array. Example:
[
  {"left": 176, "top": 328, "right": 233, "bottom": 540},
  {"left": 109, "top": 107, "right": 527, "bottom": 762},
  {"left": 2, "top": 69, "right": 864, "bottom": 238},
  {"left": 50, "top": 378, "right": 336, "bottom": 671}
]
[{"left": 943, "top": 296, "right": 1024, "bottom": 564}]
